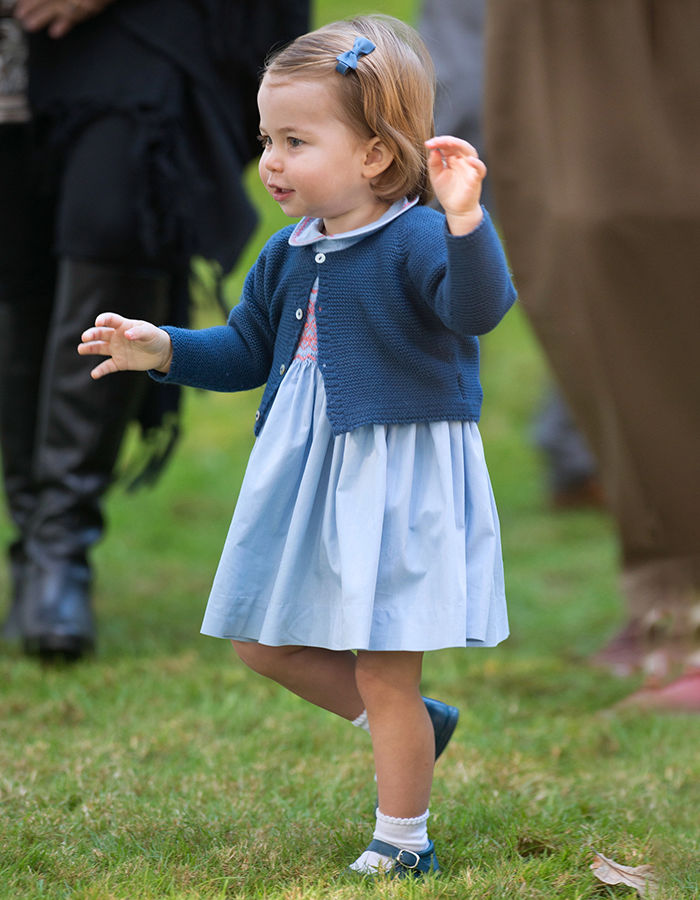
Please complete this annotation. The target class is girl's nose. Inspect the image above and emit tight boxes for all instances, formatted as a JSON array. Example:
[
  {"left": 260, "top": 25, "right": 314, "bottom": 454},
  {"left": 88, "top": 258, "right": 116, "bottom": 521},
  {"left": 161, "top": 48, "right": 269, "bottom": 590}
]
[{"left": 263, "top": 149, "right": 283, "bottom": 173}]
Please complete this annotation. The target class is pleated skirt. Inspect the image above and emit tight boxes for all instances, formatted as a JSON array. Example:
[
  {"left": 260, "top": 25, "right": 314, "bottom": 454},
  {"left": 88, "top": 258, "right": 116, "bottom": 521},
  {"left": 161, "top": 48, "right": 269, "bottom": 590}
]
[{"left": 201, "top": 358, "right": 508, "bottom": 651}]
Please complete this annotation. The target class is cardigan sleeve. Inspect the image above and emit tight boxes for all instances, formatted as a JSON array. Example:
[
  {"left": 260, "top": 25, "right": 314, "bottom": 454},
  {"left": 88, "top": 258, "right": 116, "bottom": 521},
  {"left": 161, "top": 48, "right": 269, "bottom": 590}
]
[
  {"left": 149, "top": 244, "right": 277, "bottom": 392},
  {"left": 406, "top": 209, "right": 517, "bottom": 336}
]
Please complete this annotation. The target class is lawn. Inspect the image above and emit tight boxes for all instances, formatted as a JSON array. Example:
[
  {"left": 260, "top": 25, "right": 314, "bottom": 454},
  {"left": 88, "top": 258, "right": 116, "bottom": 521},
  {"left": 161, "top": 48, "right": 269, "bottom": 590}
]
[{"left": 1, "top": 1, "right": 699, "bottom": 898}]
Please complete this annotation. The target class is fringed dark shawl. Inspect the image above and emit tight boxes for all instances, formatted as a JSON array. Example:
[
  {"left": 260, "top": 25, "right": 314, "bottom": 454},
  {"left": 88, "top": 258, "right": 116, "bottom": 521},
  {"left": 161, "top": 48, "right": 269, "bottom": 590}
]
[{"left": 26, "top": 0, "right": 310, "bottom": 485}]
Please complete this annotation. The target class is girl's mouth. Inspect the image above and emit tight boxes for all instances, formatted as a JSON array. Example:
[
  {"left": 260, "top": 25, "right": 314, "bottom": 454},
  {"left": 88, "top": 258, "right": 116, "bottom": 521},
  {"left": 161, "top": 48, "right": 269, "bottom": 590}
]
[{"left": 270, "top": 186, "right": 294, "bottom": 203}]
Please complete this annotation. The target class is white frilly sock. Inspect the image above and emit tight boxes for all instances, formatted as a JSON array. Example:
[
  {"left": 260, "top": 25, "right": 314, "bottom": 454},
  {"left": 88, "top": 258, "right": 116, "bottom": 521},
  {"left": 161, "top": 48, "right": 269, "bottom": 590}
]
[{"left": 350, "top": 808, "right": 430, "bottom": 874}]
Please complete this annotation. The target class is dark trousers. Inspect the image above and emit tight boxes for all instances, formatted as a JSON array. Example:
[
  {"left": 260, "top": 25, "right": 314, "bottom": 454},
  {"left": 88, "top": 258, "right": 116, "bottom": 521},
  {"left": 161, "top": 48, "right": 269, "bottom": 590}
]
[{"left": 1, "top": 115, "right": 169, "bottom": 649}]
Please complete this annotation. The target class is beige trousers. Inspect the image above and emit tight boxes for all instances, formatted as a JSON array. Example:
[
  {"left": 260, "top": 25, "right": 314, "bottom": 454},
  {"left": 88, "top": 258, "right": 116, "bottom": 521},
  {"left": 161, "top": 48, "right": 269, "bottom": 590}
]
[{"left": 485, "top": 0, "right": 700, "bottom": 634}]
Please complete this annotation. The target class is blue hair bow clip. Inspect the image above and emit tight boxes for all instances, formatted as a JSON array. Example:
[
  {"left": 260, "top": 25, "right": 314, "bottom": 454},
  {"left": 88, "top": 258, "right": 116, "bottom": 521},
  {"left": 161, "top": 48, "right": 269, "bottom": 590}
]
[{"left": 335, "top": 36, "right": 376, "bottom": 75}]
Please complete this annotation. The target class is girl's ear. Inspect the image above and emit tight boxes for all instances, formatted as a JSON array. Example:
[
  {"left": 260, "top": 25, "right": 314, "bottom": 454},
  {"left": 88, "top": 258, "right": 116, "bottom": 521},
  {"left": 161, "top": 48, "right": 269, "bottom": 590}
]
[{"left": 362, "top": 137, "right": 394, "bottom": 179}]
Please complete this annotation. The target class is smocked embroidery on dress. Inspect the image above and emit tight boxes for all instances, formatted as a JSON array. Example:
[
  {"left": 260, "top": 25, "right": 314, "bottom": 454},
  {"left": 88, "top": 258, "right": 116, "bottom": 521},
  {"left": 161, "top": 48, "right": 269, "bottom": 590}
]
[{"left": 293, "top": 284, "right": 319, "bottom": 363}]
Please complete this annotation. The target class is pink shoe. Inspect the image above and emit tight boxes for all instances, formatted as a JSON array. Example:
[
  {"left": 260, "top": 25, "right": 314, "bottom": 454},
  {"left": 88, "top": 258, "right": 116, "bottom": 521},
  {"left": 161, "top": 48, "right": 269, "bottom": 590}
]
[{"left": 617, "top": 670, "right": 700, "bottom": 712}]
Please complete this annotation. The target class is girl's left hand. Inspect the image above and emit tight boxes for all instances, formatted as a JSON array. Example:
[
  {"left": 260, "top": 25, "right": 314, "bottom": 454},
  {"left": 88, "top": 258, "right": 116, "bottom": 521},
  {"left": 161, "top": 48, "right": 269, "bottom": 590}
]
[{"left": 425, "top": 135, "right": 486, "bottom": 235}]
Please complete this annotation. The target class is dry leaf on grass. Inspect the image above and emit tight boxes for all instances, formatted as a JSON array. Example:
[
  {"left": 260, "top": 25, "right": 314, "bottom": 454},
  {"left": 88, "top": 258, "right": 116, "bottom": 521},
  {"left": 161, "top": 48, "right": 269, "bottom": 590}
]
[{"left": 590, "top": 850, "right": 658, "bottom": 897}]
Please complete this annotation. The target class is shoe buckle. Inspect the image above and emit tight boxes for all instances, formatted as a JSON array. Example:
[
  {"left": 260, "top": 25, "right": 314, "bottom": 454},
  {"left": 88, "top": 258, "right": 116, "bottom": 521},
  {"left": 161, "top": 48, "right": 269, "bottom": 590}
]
[{"left": 395, "top": 848, "right": 421, "bottom": 869}]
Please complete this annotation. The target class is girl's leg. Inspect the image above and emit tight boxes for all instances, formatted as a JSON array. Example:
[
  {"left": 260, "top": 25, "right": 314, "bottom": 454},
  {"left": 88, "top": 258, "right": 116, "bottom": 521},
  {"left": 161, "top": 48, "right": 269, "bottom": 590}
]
[
  {"left": 235, "top": 642, "right": 441, "bottom": 873},
  {"left": 231, "top": 641, "right": 364, "bottom": 721},
  {"left": 355, "top": 650, "right": 433, "bottom": 817},
  {"left": 349, "top": 650, "right": 437, "bottom": 875}
]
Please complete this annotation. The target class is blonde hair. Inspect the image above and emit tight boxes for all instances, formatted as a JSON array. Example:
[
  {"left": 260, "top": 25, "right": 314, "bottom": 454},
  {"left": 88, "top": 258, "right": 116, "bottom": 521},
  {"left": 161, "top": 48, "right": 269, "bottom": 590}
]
[{"left": 263, "top": 15, "right": 436, "bottom": 204}]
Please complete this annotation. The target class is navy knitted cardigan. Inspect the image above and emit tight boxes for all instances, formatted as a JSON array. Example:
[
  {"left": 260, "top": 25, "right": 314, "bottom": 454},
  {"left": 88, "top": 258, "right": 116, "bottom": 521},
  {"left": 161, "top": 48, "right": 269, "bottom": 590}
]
[{"left": 156, "top": 204, "right": 516, "bottom": 435}]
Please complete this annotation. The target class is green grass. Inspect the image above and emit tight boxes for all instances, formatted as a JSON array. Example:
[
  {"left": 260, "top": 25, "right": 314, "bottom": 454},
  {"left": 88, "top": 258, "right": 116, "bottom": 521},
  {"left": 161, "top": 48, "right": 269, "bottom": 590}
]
[{"left": 2, "top": 2, "right": 700, "bottom": 897}]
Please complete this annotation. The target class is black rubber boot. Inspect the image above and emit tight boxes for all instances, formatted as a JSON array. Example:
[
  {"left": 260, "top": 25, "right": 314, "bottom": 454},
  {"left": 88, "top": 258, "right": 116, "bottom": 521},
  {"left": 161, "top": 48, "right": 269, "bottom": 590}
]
[{"left": 19, "top": 259, "right": 169, "bottom": 660}]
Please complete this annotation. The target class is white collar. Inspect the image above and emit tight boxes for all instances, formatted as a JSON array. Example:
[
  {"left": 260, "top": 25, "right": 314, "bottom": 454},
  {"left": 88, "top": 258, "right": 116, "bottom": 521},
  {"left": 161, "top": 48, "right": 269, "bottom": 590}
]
[{"left": 289, "top": 196, "right": 419, "bottom": 247}]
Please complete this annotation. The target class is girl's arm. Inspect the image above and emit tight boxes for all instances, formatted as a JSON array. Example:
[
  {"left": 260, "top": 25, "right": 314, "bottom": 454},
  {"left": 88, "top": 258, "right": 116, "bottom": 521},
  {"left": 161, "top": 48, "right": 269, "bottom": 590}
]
[
  {"left": 157, "top": 294, "right": 274, "bottom": 394},
  {"left": 403, "top": 135, "right": 515, "bottom": 336},
  {"left": 439, "top": 213, "right": 516, "bottom": 334},
  {"left": 157, "top": 250, "right": 277, "bottom": 392}
]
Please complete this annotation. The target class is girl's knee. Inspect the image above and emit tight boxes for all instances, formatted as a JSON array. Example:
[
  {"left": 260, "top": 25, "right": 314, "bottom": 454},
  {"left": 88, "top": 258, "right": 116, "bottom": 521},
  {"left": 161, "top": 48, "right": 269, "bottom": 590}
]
[
  {"left": 231, "top": 640, "right": 269, "bottom": 674},
  {"left": 355, "top": 651, "right": 424, "bottom": 705},
  {"left": 231, "top": 640, "right": 295, "bottom": 679}
]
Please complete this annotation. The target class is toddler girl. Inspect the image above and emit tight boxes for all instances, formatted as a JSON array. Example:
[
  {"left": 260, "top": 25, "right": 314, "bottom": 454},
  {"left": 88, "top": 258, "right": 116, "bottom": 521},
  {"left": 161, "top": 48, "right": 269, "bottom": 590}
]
[{"left": 79, "top": 14, "right": 516, "bottom": 878}]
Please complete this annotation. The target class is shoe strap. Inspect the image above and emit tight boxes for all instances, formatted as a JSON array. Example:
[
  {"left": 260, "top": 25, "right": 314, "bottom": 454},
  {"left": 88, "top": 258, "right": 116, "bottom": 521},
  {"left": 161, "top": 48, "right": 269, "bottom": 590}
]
[{"left": 367, "top": 839, "right": 435, "bottom": 873}]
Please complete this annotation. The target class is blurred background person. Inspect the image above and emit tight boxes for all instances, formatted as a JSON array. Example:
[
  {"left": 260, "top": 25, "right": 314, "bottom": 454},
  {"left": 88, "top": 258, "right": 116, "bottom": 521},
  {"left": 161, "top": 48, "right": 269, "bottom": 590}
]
[
  {"left": 532, "top": 386, "right": 602, "bottom": 511},
  {"left": 418, "top": 0, "right": 490, "bottom": 208},
  {"left": 486, "top": 0, "right": 700, "bottom": 709},
  {"left": 420, "top": 0, "right": 600, "bottom": 510},
  {"left": 0, "top": 0, "right": 309, "bottom": 660}
]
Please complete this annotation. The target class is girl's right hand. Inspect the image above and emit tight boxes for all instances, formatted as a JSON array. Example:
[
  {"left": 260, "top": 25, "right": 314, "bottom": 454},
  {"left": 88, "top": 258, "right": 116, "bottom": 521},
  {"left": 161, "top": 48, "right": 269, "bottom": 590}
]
[{"left": 78, "top": 312, "right": 173, "bottom": 380}]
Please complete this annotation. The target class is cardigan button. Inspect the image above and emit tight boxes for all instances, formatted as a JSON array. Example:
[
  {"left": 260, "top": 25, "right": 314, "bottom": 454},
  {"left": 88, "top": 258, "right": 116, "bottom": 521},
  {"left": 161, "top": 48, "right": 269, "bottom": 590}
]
[
  {"left": 279, "top": 364, "right": 286, "bottom": 376},
  {"left": 255, "top": 410, "right": 261, "bottom": 422},
  {"left": 314, "top": 252, "right": 326, "bottom": 264},
  {"left": 295, "top": 307, "right": 303, "bottom": 320}
]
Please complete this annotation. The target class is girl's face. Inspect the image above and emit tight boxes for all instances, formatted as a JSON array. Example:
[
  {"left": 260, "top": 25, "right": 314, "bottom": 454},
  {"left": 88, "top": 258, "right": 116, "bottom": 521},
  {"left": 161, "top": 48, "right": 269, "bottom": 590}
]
[{"left": 257, "top": 76, "right": 392, "bottom": 234}]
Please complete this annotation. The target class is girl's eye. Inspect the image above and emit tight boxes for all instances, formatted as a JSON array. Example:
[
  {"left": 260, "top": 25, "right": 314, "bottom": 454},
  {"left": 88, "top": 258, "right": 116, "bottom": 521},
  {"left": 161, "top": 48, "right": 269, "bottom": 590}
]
[
  {"left": 257, "top": 134, "right": 271, "bottom": 149},
  {"left": 288, "top": 137, "right": 304, "bottom": 148}
]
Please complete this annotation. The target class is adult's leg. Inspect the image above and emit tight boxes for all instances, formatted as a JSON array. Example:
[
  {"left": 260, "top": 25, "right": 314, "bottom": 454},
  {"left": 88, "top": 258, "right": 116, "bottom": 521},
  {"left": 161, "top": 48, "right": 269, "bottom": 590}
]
[
  {"left": 20, "top": 114, "right": 170, "bottom": 657},
  {"left": 0, "top": 122, "right": 55, "bottom": 638},
  {"left": 21, "top": 259, "right": 169, "bottom": 656},
  {"left": 532, "top": 386, "right": 602, "bottom": 510},
  {"left": 486, "top": 0, "right": 700, "bottom": 686}
]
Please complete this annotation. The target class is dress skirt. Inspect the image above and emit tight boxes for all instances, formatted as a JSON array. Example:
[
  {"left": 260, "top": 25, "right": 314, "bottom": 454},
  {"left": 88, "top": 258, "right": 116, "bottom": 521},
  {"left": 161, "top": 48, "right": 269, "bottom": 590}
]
[{"left": 201, "top": 357, "right": 508, "bottom": 652}]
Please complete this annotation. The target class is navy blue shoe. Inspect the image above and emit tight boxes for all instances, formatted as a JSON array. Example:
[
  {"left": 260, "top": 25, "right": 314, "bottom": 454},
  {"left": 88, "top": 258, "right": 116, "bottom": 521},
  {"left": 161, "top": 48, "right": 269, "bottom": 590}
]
[
  {"left": 356, "top": 839, "right": 440, "bottom": 878},
  {"left": 423, "top": 696, "right": 459, "bottom": 760}
]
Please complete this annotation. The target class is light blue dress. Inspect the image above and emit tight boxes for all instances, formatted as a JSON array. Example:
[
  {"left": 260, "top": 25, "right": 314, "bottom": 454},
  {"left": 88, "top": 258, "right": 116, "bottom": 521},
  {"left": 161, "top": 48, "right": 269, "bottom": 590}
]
[{"left": 200, "top": 200, "right": 508, "bottom": 652}]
